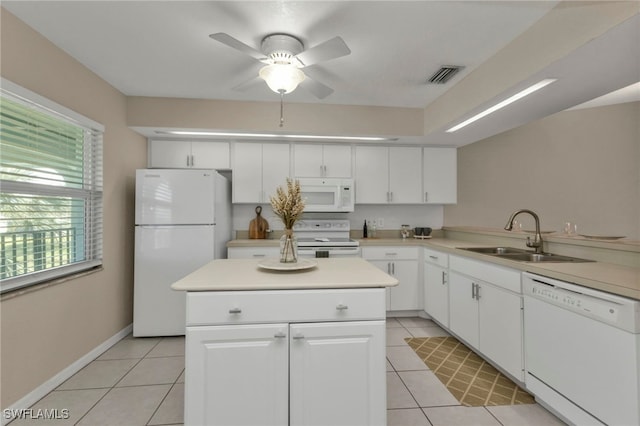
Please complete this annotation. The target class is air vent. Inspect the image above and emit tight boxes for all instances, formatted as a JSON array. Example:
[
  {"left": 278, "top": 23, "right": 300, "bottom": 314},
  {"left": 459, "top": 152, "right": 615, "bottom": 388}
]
[{"left": 427, "top": 65, "right": 464, "bottom": 84}]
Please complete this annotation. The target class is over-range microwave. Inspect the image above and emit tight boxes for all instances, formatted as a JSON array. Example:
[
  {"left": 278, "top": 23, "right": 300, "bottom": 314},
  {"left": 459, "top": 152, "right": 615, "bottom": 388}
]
[{"left": 298, "top": 178, "right": 355, "bottom": 212}]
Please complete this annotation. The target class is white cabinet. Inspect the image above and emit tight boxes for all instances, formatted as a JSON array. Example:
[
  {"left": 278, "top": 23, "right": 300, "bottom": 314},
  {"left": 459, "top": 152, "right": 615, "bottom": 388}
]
[
  {"left": 422, "top": 147, "right": 457, "bottom": 204},
  {"left": 362, "top": 246, "right": 420, "bottom": 311},
  {"left": 232, "top": 142, "right": 290, "bottom": 203},
  {"left": 423, "top": 248, "right": 449, "bottom": 327},
  {"left": 227, "top": 246, "right": 279, "bottom": 259},
  {"left": 289, "top": 321, "right": 385, "bottom": 426},
  {"left": 448, "top": 255, "right": 524, "bottom": 380},
  {"left": 185, "top": 289, "right": 386, "bottom": 426},
  {"left": 354, "top": 146, "right": 422, "bottom": 204},
  {"left": 149, "top": 140, "right": 230, "bottom": 169},
  {"left": 186, "top": 324, "right": 289, "bottom": 425},
  {"left": 293, "top": 144, "right": 352, "bottom": 177}
]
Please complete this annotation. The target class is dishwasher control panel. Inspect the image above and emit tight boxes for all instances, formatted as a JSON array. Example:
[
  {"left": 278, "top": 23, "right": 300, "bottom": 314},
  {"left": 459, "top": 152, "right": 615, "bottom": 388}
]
[
  {"left": 530, "top": 284, "right": 619, "bottom": 323},
  {"left": 523, "top": 272, "right": 640, "bottom": 333}
]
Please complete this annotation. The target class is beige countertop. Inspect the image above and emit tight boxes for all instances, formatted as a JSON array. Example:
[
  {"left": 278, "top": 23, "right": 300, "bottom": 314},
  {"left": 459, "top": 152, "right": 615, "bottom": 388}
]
[
  {"left": 171, "top": 258, "right": 399, "bottom": 292},
  {"left": 227, "top": 235, "right": 640, "bottom": 300}
]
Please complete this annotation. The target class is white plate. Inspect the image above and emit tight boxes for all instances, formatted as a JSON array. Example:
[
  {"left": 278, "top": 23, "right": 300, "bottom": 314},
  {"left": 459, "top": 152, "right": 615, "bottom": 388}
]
[
  {"left": 258, "top": 258, "right": 318, "bottom": 271},
  {"left": 578, "top": 234, "right": 626, "bottom": 240}
]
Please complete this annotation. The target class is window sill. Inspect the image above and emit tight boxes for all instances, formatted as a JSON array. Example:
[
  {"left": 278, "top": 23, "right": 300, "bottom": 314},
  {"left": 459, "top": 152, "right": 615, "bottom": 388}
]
[{"left": 0, "top": 266, "right": 104, "bottom": 301}]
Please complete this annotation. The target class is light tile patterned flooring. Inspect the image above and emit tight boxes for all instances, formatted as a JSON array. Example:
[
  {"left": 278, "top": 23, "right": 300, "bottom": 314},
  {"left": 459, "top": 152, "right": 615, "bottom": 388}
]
[{"left": 10, "top": 317, "right": 566, "bottom": 426}]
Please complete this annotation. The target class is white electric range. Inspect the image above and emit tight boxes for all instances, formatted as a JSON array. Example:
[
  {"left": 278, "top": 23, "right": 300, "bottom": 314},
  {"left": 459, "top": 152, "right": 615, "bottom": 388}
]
[{"left": 293, "top": 219, "right": 360, "bottom": 258}]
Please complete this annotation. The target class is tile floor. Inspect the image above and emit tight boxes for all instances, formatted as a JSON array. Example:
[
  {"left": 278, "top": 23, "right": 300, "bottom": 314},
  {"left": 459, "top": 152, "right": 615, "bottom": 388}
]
[{"left": 10, "top": 317, "right": 566, "bottom": 426}]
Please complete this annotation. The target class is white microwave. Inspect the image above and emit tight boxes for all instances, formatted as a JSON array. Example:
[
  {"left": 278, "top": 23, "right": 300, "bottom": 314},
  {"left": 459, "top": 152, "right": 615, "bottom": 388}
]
[{"left": 298, "top": 178, "right": 355, "bottom": 212}]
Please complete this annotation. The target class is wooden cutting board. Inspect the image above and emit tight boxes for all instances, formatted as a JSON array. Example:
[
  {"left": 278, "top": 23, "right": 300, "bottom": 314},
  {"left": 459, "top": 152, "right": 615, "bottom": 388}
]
[{"left": 249, "top": 206, "right": 269, "bottom": 239}]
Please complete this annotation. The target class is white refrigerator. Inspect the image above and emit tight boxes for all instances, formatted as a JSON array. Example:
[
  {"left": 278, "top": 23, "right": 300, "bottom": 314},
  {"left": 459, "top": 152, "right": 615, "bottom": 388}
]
[{"left": 133, "top": 169, "right": 231, "bottom": 336}]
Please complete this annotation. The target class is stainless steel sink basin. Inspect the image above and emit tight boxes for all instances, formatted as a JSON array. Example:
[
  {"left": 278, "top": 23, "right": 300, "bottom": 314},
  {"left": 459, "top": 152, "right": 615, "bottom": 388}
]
[
  {"left": 459, "top": 247, "right": 529, "bottom": 255},
  {"left": 497, "top": 252, "right": 594, "bottom": 263},
  {"left": 457, "top": 247, "right": 594, "bottom": 263}
]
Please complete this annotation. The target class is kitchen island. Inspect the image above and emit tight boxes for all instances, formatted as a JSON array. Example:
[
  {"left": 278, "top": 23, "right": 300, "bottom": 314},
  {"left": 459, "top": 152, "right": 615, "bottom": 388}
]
[{"left": 172, "top": 257, "right": 398, "bottom": 426}]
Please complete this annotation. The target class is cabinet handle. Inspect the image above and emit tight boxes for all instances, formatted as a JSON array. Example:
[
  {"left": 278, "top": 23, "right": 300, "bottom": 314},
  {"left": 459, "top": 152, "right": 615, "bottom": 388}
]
[
  {"left": 475, "top": 284, "right": 481, "bottom": 300},
  {"left": 186, "top": 155, "right": 190, "bottom": 167},
  {"left": 391, "top": 262, "right": 395, "bottom": 275},
  {"left": 429, "top": 255, "right": 438, "bottom": 260},
  {"left": 274, "top": 331, "right": 287, "bottom": 338},
  {"left": 190, "top": 155, "right": 195, "bottom": 167},
  {"left": 471, "top": 283, "right": 476, "bottom": 299},
  {"left": 228, "top": 307, "right": 242, "bottom": 314},
  {"left": 387, "top": 263, "right": 390, "bottom": 274},
  {"left": 442, "top": 271, "right": 446, "bottom": 285},
  {"left": 336, "top": 304, "right": 349, "bottom": 310},
  {"left": 292, "top": 334, "right": 305, "bottom": 340},
  {"left": 389, "top": 191, "right": 393, "bottom": 202},
  {"left": 252, "top": 254, "right": 266, "bottom": 258}
]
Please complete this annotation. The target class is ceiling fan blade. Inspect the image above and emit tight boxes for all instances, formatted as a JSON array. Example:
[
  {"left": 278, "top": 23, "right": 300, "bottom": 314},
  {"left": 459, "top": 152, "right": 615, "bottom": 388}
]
[
  {"left": 209, "top": 32, "right": 267, "bottom": 62},
  {"left": 299, "top": 76, "right": 334, "bottom": 99},
  {"left": 295, "top": 36, "right": 351, "bottom": 67}
]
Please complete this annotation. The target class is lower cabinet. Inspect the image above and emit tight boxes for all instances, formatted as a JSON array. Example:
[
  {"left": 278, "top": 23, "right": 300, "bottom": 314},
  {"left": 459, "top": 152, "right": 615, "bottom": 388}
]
[
  {"left": 448, "top": 255, "right": 524, "bottom": 381},
  {"left": 184, "top": 289, "right": 386, "bottom": 426},
  {"left": 423, "top": 248, "right": 449, "bottom": 327},
  {"left": 362, "top": 246, "right": 420, "bottom": 311}
]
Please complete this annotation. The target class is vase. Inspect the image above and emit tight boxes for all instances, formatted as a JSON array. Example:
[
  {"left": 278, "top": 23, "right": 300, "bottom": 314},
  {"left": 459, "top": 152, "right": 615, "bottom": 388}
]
[{"left": 279, "top": 229, "right": 298, "bottom": 263}]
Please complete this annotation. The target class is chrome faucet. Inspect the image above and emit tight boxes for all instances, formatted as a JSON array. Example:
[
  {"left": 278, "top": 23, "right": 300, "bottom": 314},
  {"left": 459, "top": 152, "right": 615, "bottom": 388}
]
[{"left": 504, "top": 209, "right": 544, "bottom": 254}]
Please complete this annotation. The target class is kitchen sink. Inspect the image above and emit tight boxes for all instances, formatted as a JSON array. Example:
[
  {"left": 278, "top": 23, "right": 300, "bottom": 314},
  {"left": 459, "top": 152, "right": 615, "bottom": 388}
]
[
  {"left": 458, "top": 247, "right": 594, "bottom": 263},
  {"left": 497, "top": 252, "right": 594, "bottom": 263},
  {"left": 459, "top": 247, "right": 529, "bottom": 255}
]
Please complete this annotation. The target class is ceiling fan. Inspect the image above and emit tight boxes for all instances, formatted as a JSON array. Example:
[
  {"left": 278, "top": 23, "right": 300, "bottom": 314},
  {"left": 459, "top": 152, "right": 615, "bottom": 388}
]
[{"left": 209, "top": 32, "right": 351, "bottom": 99}]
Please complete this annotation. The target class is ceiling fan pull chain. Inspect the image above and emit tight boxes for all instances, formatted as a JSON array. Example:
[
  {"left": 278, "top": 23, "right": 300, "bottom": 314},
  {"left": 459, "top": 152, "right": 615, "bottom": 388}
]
[{"left": 279, "top": 90, "right": 285, "bottom": 127}]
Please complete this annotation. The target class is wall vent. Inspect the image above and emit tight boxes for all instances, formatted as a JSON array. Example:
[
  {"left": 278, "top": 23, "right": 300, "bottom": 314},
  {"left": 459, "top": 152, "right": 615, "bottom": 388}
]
[{"left": 427, "top": 65, "right": 464, "bottom": 84}]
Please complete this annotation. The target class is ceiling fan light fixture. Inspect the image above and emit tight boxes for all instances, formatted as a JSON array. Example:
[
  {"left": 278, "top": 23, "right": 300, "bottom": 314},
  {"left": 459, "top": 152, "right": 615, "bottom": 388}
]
[{"left": 259, "top": 64, "right": 305, "bottom": 94}]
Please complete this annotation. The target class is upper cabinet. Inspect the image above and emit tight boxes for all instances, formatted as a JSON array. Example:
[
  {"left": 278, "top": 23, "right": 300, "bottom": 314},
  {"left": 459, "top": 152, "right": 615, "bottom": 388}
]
[
  {"left": 232, "top": 142, "right": 290, "bottom": 203},
  {"left": 423, "top": 147, "right": 457, "bottom": 204},
  {"left": 354, "top": 146, "right": 422, "bottom": 204},
  {"left": 293, "top": 144, "right": 352, "bottom": 178},
  {"left": 149, "top": 140, "right": 230, "bottom": 169}
]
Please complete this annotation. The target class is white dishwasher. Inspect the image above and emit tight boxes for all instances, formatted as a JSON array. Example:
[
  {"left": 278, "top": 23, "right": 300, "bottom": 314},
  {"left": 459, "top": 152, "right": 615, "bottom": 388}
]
[{"left": 523, "top": 272, "right": 640, "bottom": 426}]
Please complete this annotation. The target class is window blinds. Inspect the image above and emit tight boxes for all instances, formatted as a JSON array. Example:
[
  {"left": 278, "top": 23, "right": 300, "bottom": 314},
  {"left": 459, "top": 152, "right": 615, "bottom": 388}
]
[{"left": 0, "top": 79, "right": 104, "bottom": 293}]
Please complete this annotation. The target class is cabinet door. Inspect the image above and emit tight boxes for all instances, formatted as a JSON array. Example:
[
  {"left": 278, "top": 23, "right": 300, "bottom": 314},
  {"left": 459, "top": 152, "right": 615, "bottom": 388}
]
[
  {"left": 423, "top": 147, "right": 457, "bottom": 204},
  {"left": 389, "top": 260, "right": 420, "bottom": 311},
  {"left": 185, "top": 324, "right": 289, "bottom": 426},
  {"left": 424, "top": 262, "right": 448, "bottom": 327},
  {"left": 448, "top": 271, "right": 479, "bottom": 348},
  {"left": 290, "top": 321, "right": 386, "bottom": 426},
  {"left": 354, "top": 146, "right": 388, "bottom": 204},
  {"left": 323, "top": 145, "right": 352, "bottom": 177},
  {"left": 478, "top": 284, "right": 524, "bottom": 380},
  {"left": 191, "top": 141, "right": 230, "bottom": 169},
  {"left": 262, "top": 143, "right": 291, "bottom": 202},
  {"left": 149, "top": 140, "right": 191, "bottom": 168},
  {"left": 232, "top": 143, "right": 263, "bottom": 203},
  {"left": 293, "top": 144, "right": 324, "bottom": 177},
  {"left": 389, "top": 147, "right": 422, "bottom": 203}
]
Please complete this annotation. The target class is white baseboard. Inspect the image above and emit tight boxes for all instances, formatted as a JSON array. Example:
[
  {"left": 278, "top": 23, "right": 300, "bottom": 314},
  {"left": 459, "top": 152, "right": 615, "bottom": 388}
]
[{"left": 2, "top": 323, "right": 133, "bottom": 425}]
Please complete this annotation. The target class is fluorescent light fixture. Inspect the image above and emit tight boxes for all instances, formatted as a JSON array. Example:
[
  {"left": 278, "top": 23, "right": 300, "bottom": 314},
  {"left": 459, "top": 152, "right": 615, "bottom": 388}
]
[
  {"left": 158, "top": 130, "right": 393, "bottom": 142},
  {"left": 446, "top": 79, "right": 557, "bottom": 133}
]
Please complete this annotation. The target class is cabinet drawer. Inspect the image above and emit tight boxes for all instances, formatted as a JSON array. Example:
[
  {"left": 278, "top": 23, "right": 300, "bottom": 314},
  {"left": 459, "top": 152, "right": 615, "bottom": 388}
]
[
  {"left": 449, "top": 255, "right": 521, "bottom": 293},
  {"left": 362, "top": 246, "right": 419, "bottom": 260},
  {"left": 187, "top": 288, "right": 386, "bottom": 325},
  {"left": 423, "top": 248, "right": 448, "bottom": 268},
  {"left": 227, "top": 246, "right": 279, "bottom": 259}
]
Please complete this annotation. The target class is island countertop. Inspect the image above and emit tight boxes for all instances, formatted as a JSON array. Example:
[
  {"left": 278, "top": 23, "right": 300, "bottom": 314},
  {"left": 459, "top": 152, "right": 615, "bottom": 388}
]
[{"left": 171, "top": 257, "right": 399, "bottom": 291}]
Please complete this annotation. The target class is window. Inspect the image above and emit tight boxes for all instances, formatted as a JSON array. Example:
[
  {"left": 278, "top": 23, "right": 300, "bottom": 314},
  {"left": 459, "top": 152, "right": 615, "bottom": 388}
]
[{"left": 0, "top": 79, "right": 104, "bottom": 293}]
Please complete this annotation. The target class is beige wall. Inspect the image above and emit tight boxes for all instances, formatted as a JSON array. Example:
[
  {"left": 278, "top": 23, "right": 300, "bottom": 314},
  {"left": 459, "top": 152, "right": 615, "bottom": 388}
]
[
  {"left": 127, "top": 96, "right": 424, "bottom": 137},
  {"left": 0, "top": 9, "right": 147, "bottom": 407},
  {"left": 445, "top": 101, "right": 640, "bottom": 240}
]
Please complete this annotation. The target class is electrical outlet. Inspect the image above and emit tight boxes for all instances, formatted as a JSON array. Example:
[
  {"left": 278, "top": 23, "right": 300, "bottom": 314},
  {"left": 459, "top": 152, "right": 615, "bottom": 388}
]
[{"left": 376, "top": 218, "right": 384, "bottom": 228}]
